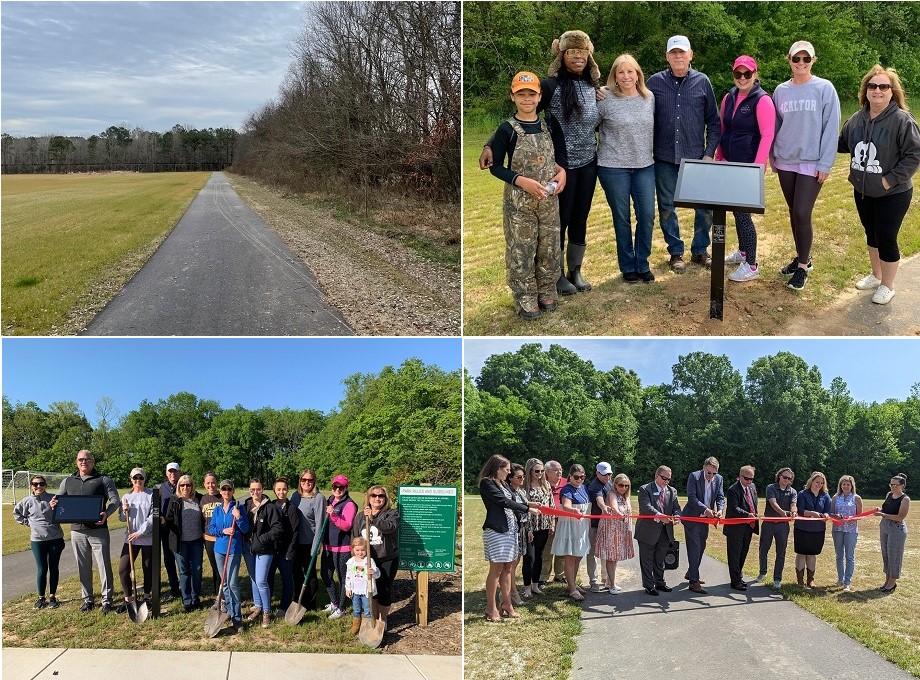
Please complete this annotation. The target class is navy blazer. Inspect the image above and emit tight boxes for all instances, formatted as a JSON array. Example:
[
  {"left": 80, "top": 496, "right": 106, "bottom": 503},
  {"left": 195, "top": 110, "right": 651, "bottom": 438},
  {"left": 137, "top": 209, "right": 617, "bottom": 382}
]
[
  {"left": 682, "top": 469, "right": 726, "bottom": 517},
  {"left": 723, "top": 480, "right": 760, "bottom": 536},
  {"left": 480, "top": 478, "right": 529, "bottom": 534},
  {"left": 634, "top": 480, "right": 681, "bottom": 545}
]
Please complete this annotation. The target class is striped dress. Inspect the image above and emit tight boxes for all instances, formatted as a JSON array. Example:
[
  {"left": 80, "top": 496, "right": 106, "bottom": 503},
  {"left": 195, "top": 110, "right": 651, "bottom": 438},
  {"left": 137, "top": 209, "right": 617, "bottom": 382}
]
[{"left": 483, "top": 483, "right": 519, "bottom": 563}]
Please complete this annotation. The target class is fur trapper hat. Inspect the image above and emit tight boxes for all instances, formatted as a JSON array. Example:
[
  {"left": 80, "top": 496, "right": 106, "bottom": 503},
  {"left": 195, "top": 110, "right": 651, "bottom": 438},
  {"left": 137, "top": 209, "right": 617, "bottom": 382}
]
[{"left": 548, "top": 30, "right": 600, "bottom": 83}]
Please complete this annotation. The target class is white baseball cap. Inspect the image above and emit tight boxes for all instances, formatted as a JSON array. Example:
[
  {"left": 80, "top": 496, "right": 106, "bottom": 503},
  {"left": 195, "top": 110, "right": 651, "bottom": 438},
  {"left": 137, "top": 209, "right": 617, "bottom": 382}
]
[
  {"left": 788, "top": 40, "right": 815, "bottom": 58},
  {"left": 596, "top": 462, "right": 613, "bottom": 475},
  {"left": 166, "top": 462, "right": 180, "bottom": 472},
  {"left": 667, "top": 35, "right": 692, "bottom": 52}
]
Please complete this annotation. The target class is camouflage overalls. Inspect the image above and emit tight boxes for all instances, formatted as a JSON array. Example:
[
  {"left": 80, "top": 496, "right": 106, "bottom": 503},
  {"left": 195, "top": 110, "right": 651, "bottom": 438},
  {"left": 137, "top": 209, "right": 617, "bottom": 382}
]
[{"left": 503, "top": 118, "right": 562, "bottom": 314}]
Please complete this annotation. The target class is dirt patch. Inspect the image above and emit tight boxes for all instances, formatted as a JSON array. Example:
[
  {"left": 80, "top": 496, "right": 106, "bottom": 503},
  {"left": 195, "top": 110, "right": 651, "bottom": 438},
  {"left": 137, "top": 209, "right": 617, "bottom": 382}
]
[
  {"left": 381, "top": 571, "right": 461, "bottom": 655},
  {"left": 227, "top": 173, "right": 461, "bottom": 336}
]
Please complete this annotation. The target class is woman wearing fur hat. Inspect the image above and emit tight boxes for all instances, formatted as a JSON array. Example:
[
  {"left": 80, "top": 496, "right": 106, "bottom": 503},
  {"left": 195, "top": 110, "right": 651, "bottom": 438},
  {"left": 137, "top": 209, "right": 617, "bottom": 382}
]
[{"left": 481, "top": 30, "right": 602, "bottom": 296}]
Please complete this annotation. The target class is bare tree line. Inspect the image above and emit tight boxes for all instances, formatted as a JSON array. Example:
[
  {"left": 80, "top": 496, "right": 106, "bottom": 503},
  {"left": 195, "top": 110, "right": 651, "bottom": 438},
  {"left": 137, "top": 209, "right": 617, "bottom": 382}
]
[
  {"left": 233, "top": 1, "right": 460, "bottom": 204},
  {"left": 1, "top": 124, "right": 238, "bottom": 174}
]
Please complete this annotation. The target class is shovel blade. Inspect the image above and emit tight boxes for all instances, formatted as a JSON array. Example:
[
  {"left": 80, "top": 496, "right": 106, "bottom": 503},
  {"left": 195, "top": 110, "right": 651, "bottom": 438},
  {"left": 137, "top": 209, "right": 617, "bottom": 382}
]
[
  {"left": 284, "top": 602, "right": 307, "bottom": 625},
  {"left": 204, "top": 608, "right": 229, "bottom": 638},
  {"left": 357, "top": 617, "right": 385, "bottom": 648},
  {"left": 135, "top": 601, "right": 150, "bottom": 624},
  {"left": 126, "top": 601, "right": 138, "bottom": 623}
]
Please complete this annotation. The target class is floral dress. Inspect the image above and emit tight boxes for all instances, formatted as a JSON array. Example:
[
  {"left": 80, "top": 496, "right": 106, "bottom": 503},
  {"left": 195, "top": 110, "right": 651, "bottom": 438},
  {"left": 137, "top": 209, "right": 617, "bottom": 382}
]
[{"left": 594, "top": 492, "right": 635, "bottom": 562}]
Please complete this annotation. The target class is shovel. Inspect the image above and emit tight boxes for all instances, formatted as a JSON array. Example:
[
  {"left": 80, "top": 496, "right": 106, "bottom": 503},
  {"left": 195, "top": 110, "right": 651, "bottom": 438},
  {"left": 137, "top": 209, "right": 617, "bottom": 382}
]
[
  {"left": 285, "top": 513, "right": 329, "bottom": 625},
  {"left": 204, "top": 515, "right": 236, "bottom": 638},
  {"left": 358, "top": 514, "right": 386, "bottom": 649}
]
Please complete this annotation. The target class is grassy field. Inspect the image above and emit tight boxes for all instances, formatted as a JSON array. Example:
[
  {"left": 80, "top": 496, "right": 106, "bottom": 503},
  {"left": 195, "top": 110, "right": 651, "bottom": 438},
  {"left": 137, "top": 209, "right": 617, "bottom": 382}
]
[
  {"left": 463, "top": 494, "right": 920, "bottom": 679},
  {"left": 1, "top": 172, "right": 210, "bottom": 335},
  {"left": 463, "top": 125, "right": 920, "bottom": 335}
]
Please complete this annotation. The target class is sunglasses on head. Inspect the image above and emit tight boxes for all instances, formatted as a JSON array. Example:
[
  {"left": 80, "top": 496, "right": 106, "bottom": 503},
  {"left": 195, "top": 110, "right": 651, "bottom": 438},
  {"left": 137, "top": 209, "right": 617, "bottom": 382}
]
[
  {"left": 791, "top": 55, "right": 812, "bottom": 64},
  {"left": 867, "top": 82, "right": 892, "bottom": 91},
  {"left": 733, "top": 70, "right": 753, "bottom": 80}
]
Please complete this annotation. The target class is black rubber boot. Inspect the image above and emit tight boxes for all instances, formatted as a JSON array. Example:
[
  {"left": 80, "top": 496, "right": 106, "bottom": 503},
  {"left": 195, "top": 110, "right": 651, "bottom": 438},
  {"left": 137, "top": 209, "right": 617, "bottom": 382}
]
[
  {"left": 556, "top": 263, "right": 578, "bottom": 296},
  {"left": 567, "top": 243, "right": 592, "bottom": 291}
]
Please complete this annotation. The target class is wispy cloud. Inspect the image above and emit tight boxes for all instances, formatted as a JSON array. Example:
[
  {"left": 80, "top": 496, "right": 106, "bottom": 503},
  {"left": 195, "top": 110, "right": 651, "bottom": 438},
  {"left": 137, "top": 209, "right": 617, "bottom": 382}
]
[{"left": 1, "top": 1, "right": 306, "bottom": 136}]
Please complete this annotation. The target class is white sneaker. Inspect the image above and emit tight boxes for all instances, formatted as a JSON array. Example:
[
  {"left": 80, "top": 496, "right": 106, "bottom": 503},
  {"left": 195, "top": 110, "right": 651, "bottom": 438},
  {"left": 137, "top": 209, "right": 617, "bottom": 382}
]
[
  {"left": 322, "top": 603, "right": 335, "bottom": 613},
  {"left": 329, "top": 607, "right": 345, "bottom": 620},
  {"left": 754, "top": 573, "right": 766, "bottom": 583},
  {"left": 729, "top": 261, "right": 759, "bottom": 282},
  {"left": 855, "top": 273, "right": 882, "bottom": 290},
  {"left": 609, "top": 586, "right": 622, "bottom": 594},
  {"left": 725, "top": 249, "right": 745, "bottom": 265},
  {"left": 872, "top": 285, "right": 896, "bottom": 305}
]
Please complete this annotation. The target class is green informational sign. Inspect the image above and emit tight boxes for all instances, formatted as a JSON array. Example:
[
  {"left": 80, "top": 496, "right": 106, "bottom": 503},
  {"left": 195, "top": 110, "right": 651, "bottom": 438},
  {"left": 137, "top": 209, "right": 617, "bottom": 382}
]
[{"left": 398, "top": 485, "right": 457, "bottom": 573}]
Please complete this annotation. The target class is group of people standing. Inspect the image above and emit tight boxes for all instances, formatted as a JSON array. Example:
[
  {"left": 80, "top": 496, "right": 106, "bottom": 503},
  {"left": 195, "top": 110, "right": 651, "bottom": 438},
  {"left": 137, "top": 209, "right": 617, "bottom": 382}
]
[
  {"left": 477, "top": 453, "right": 910, "bottom": 619},
  {"left": 484, "top": 30, "right": 920, "bottom": 320},
  {"left": 13, "top": 450, "right": 401, "bottom": 637}
]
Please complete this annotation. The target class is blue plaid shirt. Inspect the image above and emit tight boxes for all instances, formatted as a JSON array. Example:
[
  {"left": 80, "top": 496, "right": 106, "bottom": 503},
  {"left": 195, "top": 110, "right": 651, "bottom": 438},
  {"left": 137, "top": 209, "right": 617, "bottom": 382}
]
[{"left": 646, "top": 67, "right": 721, "bottom": 164}]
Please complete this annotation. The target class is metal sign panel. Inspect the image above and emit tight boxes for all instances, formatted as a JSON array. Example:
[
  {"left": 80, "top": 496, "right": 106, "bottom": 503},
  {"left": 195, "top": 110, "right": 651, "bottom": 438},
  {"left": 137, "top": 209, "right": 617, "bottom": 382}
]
[{"left": 674, "top": 159, "right": 766, "bottom": 213}]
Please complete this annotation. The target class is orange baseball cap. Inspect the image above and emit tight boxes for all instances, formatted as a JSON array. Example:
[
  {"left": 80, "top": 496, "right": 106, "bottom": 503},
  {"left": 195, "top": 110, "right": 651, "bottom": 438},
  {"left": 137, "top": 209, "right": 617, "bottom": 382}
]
[{"left": 511, "top": 71, "right": 541, "bottom": 93}]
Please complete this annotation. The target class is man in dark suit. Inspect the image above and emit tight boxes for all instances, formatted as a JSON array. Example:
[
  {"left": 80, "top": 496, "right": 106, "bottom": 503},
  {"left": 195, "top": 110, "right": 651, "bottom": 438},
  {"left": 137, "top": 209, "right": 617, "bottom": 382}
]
[
  {"left": 682, "top": 456, "right": 726, "bottom": 594},
  {"left": 634, "top": 466, "right": 681, "bottom": 596},
  {"left": 723, "top": 465, "right": 760, "bottom": 591}
]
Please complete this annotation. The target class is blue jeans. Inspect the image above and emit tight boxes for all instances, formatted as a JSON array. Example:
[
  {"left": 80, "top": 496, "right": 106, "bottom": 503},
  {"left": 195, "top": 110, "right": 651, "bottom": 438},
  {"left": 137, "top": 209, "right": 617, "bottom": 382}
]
[
  {"left": 654, "top": 160, "right": 712, "bottom": 256},
  {"left": 175, "top": 538, "right": 203, "bottom": 606},
  {"left": 832, "top": 531, "right": 858, "bottom": 585},
  {"left": 352, "top": 593, "right": 371, "bottom": 618},
  {"left": 244, "top": 547, "right": 274, "bottom": 612},
  {"left": 597, "top": 164, "right": 656, "bottom": 274},
  {"left": 215, "top": 551, "right": 242, "bottom": 622}
]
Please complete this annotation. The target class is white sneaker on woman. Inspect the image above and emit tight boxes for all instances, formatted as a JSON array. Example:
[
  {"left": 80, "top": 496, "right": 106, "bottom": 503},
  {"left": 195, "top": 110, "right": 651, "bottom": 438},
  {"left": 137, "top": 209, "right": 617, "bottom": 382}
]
[
  {"left": 725, "top": 249, "right": 745, "bottom": 264},
  {"left": 872, "top": 285, "right": 896, "bottom": 304},
  {"left": 855, "top": 273, "right": 882, "bottom": 290},
  {"left": 729, "top": 261, "right": 759, "bottom": 282}
]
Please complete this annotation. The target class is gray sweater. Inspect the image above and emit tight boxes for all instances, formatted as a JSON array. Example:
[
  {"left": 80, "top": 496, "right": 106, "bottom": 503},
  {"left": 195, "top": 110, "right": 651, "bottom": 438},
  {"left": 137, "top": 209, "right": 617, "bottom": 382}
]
[
  {"left": 597, "top": 89, "right": 655, "bottom": 168},
  {"left": 773, "top": 75, "right": 841, "bottom": 173},
  {"left": 13, "top": 493, "right": 65, "bottom": 542},
  {"left": 118, "top": 489, "right": 154, "bottom": 547},
  {"left": 291, "top": 491, "right": 325, "bottom": 555}
]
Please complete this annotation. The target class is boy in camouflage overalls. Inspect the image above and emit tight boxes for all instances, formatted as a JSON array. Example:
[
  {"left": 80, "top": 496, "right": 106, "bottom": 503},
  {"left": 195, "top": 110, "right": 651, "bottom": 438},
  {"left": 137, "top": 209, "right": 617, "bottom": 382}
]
[{"left": 490, "top": 71, "right": 566, "bottom": 320}]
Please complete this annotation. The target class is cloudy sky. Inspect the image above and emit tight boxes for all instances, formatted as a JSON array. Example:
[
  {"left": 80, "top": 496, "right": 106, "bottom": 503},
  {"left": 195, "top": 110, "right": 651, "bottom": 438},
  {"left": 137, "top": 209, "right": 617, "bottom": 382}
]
[{"left": 1, "top": 1, "right": 307, "bottom": 137}]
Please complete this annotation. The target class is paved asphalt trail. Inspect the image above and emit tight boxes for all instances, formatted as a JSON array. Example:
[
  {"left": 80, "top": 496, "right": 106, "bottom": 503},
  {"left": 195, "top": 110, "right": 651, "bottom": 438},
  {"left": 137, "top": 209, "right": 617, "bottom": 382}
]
[
  {"left": 85, "top": 172, "right": 351, "bottom": 335},
  {"left": 3, "top": 528, "right": 126, "bottom": 603},
  {"left": 571, "top": 541, "right": 912, "bottom": 680}
]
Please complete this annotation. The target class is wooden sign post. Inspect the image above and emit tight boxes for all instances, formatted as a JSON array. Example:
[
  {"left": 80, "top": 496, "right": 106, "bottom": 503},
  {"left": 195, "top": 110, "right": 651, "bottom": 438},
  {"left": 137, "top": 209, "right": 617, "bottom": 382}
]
[{"left": 415, "top": 571, "right": 429, "bottom": 627}]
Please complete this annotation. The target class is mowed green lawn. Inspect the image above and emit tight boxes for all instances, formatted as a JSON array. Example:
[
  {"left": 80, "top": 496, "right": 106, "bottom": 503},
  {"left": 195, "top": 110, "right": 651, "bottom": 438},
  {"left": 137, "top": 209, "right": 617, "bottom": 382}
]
[
  {"left": 463, "top": 126, "right": 920, "bottom": 335},
  {"left": 463, "top": 494, "right": 920, "bottom": 679},
  {"left": 1, "top": 172, "right": 210, "bottom": 335}
]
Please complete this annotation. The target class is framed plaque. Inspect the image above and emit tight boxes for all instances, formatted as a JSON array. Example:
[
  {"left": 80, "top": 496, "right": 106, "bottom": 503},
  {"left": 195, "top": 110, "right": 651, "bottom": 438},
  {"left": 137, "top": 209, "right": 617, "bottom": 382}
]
[{"left": 52, "top": 495, "right": 104, "bottom": 524}]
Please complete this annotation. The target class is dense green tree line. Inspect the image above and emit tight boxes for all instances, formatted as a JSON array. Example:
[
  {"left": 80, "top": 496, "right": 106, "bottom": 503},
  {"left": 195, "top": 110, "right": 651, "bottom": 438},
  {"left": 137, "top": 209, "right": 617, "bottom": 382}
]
[
  {"left": 464, "top": 1, "right": 920, "bottom": 124},
  {"left": 1, "top": 124, "right": 238, "bottom": 173},
  {"left": 464, "top": 344, "right": 920, "bottom": 497},
  {"left": 3, "top": 359, "right": 461, "bottom": 494}
]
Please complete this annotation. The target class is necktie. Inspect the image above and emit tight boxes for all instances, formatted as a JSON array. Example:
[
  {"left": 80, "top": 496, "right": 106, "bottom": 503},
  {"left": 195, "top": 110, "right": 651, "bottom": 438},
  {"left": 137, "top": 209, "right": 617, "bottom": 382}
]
[
  {"left": 744, "top": 485, "right": 756, "bottom": 514},
  {"left": 658, "top": 487, "right": 666, "bottom": 512}
]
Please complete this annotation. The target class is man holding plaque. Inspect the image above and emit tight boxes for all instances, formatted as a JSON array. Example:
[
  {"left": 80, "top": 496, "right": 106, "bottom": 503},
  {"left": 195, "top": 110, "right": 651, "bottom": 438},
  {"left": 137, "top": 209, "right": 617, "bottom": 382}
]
[{"left": 51, "top": 450, "right": 120, "bottom": 613}]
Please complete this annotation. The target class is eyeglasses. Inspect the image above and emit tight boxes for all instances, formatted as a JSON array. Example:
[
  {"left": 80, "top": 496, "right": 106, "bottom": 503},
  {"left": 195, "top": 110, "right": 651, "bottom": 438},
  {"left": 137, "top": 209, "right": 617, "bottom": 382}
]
[
  {"left": 867, "top": 82, "right": 892, "bottom": 91},
  {"left": 791, "top": 55, "right": 812, "bottom": 64},
  {"left": 179, "top": 483, "right": 192, "bottom": 488},
  {"left": 733, "top": 70, "right": 753, "bottom": 80},
  {"left": 31, "top": 481, "right": 46, "bottom": 487},
  {"left": 132, "top": 475, "right": 144, "bottom": 481},
  {"left": 566, "top": 49, "right": 589, "bottom": 59},
  {"left": 616, "top": 483, "right": 628, "bottom": 488},
  {"left": 77, "top": 458, "right": 92, "bottom": 463},
  {"left": 369, "top": 493, "right": 386, "bottom": 498},
  {"left": 301, "top": 477, "right": 316, "bottom": 483},
  {"left": 741, "top": 475, "right": 754, "bottom": 481},
  {"left": 781, "top": 475, "right": 794, "bottom": 481},
  {"left": 658, "top": 475, "right": 671, "bottom": 482},
  {"left": 513, "top": 474, "right": 524, "bottom": 480},
  {"left": 571, "top": 474, "right": 585, "bottom": 480}
]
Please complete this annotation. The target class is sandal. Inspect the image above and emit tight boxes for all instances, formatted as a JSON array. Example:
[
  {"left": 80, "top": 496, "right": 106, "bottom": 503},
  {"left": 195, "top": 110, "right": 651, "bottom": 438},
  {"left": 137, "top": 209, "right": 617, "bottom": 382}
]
[
  {"left": 499, "top": 606, "right": 520, "bottom": 618},
  {"left": 567, "top": 590, "right": 584, "bottom": 601},
  {"left": 484, "top": 612, "right": 502, "bottom": 623}
]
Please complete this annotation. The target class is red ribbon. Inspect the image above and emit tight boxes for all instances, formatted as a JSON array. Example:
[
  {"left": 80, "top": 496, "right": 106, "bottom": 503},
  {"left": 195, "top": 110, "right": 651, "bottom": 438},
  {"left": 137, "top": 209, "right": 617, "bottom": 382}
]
[{"left": 540, "top": 505, "right": 879, "bottom": 527}]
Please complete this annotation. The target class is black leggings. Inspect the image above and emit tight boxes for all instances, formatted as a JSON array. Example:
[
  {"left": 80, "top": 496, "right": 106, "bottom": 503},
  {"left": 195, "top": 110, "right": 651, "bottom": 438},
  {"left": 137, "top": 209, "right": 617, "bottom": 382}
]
[
  {"left": 118, "top": 543, "right": 152, "bottom": 598},
  {"left": 522, "top": 529, "right": 549, "bottom": 586},
  {"left": 373, "top": 557, "right": 399, "bottom": 607},
  {"left": 559, "top": 160, "right": 598, "bottom": 247},
  {"left": 204, "top": 539, "right": 220, "bottom": 595},
  {"left": 321, "top": 549, "right": 350, "bottom": 609},
  {"left": 777, "top": 170, "right": 823, "bottom": 264},
  {"left": 293, "top": 543, "right": 321, "bottom": 610},
  {"left": 854, "top": 188, "right": 912, "bottom": 262},
  {"left": 31, "top": 538, "right": 65, "bottom": 597}
]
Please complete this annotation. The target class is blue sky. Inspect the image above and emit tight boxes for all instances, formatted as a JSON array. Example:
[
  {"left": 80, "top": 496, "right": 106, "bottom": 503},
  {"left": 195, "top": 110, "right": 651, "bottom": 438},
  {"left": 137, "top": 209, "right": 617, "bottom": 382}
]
[
  {"left": 2, "top": 338, "right": 461, "bottom": 424},
  {"left": 1, "top": 1, "right": 306, "bottom": 136},
  {"left": 463, "top": 338, "right": 920, "bottom": 404}
]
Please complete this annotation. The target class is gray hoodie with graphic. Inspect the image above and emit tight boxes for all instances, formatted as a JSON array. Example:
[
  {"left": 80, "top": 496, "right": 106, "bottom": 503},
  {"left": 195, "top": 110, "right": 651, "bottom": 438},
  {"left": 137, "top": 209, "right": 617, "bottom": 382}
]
[{"left": 838, "top": 102, "right": 920, "bottom": 198}]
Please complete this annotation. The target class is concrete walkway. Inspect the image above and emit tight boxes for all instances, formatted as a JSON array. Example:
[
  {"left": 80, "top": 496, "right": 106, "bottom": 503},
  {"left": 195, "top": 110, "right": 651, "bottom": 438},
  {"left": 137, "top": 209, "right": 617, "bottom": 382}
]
[
  {"left": 3, "top": 528, "right": 126, "bottom": 603},
  {"left": 785, "top": 252, "right": 920, "bottom": 335},
  {"left": 3, "top": 648, "right": 460, "bottom": 680},
  {"left": 570, "top": 541, "right": 912, "bottom": 680},
  {"left": 85, "top": 172, "right": 351, "bottom": 336}
]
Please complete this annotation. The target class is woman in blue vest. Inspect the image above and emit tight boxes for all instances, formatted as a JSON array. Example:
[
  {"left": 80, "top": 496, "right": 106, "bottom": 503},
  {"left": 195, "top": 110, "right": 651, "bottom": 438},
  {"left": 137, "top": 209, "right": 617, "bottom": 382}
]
[
  {"left": 209, "top": 480, "right": 250, "bottom": 633},
  {"left": 715, "top": 55, "right": 776, "bottom": 283},
  {"left": 321, "top": 474, "right": 358, "bottom": 620}
]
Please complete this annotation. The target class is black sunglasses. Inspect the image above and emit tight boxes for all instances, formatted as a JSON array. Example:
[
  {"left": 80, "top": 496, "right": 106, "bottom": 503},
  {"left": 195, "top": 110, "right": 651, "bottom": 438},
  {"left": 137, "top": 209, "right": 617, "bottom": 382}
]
[
  {"left": 791, "top": 55, "right": 812, "bottom": 64},
  {"left": 332, "top": 484, "right": 346, "bottom": 490},
  {"left": 781, "top": 475, "right": 794, "bottom": 481},
  {"left": 132, "top": 475, "right": 144, "bottom": 481},
  {"left": 301, "top": 477, "right": 316, "bottom": 482},
  {"left": 733, "top": 70, "right": 753, "bottom": 80},
  {"left": 570, "top": 474, "right": 585, "bottom": 480},
  {"left": 867, "top": 82, "right": 892, "bottom": 91},
  {"left": 741, "top": 475, "right": 754, "bottom": 481},
  {"left": 31, "top": 481, "right": 46, "bottom": 487},
  {"left": 369, "top": 493, "right": 386, "bottom": 498},
  {"left": 220, "top": 486, "right": 233, "bottom": 491}
]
